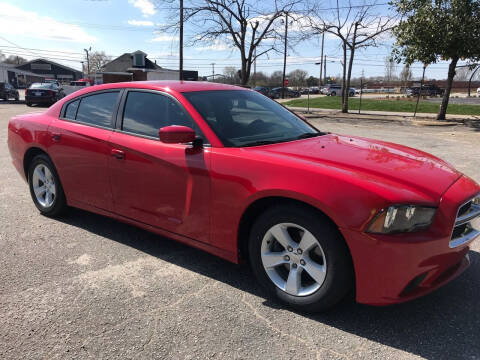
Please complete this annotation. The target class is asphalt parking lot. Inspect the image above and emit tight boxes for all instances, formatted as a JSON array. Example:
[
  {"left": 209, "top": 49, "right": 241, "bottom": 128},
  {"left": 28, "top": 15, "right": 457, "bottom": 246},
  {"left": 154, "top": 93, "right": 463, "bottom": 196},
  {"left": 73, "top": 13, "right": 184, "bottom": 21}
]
[{"left": 1, "top": 103, "right": 480, "bottom": 360}]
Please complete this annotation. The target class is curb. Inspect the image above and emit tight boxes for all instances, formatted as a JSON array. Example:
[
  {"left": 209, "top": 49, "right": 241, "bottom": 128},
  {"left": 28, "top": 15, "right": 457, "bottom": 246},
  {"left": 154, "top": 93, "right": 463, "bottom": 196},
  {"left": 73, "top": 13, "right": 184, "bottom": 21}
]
[
  {"left": 287, "top": 107, "right": 479, "bottom": 127},
  {"left": 0, "top": 100, "right": 26, "bottom": 105}
]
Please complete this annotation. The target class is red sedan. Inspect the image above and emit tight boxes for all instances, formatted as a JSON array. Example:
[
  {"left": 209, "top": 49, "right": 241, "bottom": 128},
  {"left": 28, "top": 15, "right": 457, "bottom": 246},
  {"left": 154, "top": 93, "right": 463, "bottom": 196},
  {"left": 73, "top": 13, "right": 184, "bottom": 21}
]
[{"left": 7, "top": 81, "right": 480, "bottom": 312}]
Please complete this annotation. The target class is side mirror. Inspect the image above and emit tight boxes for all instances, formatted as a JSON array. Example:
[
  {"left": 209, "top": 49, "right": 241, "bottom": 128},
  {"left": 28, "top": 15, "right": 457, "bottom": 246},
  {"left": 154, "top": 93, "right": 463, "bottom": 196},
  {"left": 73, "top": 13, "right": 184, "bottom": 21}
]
[{"left": 159, "top": 125, "right": 196, "bottom": 144}]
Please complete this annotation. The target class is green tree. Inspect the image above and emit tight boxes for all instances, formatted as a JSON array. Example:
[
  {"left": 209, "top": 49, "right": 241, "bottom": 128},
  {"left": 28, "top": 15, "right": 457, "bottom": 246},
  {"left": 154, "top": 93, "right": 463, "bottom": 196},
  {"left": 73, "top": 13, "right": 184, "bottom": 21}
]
[{"left": 392, "top": 0, "right": 480, "bottom": 120}]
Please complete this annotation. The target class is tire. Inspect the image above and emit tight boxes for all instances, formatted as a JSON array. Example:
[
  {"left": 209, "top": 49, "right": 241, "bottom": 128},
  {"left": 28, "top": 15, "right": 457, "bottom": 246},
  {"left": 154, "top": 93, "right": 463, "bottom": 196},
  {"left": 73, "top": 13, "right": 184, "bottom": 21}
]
[
  {"left": 28, "top": 154, "right": 67, "bottom": 217},
  {"left": 349, "top": 92, "right": 354, "bottom": 97},
  {"left": 331, "top": 91, "right": 336, "bottom": 96},
  {"left": 248, "top": 204, "right": 353, "bottom": 313}
]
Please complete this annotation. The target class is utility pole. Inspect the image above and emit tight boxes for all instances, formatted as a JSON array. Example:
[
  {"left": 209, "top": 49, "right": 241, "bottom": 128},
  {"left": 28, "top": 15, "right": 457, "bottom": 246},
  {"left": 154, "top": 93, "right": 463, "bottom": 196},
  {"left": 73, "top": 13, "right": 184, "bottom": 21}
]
[
  {"left": 179, "top": 0, "right": 184, "bottom": 81},
  {"left": 281, "top": 12, "right": 289, "bottom": 99},
  {"left": 211, "top": 63, "right": 215, "bottom": 81},
  {"left": 83, "top": 47, "right": 91, "bottom": 76},
  {"left": 319, "top": 31, "right": 324, "bottom": 87},
  {"left": 324, "top": 54, "right": 327, "bottom": 84}
]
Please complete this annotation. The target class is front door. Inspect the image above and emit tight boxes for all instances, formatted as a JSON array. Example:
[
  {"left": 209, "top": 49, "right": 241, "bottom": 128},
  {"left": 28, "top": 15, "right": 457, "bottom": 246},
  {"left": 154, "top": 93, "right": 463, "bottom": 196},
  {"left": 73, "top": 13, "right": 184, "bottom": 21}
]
[{"left": 108, "top": 90, "right": 211, "bottom": 243}]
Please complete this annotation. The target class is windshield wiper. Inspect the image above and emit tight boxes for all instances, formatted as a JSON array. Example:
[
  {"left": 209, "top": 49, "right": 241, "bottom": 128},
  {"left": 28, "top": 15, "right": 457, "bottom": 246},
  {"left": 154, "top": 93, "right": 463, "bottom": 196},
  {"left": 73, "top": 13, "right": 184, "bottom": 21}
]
[
  {"left": 296, "top": 132, "right": 323, "bottom": 140},
  {"left": 241, "top": 140, "right": 280, "bottom": 147}
]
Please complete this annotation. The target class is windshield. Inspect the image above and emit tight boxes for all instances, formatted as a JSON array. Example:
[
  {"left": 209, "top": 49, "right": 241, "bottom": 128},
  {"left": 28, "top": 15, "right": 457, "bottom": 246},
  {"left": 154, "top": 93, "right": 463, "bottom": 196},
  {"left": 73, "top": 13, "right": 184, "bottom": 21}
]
[
  {"left": 30, "top": 83, "right": 52, "bottom": 89},
  {"left": 183, "top": 90, "right": 321, "bottom": 147}
]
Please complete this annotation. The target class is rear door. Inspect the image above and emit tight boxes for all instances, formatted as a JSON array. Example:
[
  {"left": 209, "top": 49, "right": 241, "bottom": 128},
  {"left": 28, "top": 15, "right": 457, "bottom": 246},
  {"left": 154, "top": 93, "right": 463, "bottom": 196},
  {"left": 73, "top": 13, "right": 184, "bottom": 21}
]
[
  {"left": 48, "top": 90, "right": 121, "bottom": 211},
  {"left": 108, "top": 89, "right": 211, "bottom": 243}
]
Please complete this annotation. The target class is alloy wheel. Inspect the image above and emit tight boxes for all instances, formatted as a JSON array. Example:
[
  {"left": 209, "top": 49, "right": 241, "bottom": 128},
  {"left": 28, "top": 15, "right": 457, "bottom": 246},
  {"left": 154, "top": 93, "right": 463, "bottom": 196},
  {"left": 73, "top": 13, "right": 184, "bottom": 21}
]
[
  {"left": 261, "top": 223, "right": 327, "bottom": 296},
  {"left": 32, "top": 163, "right": 56, "bottom": 208}
]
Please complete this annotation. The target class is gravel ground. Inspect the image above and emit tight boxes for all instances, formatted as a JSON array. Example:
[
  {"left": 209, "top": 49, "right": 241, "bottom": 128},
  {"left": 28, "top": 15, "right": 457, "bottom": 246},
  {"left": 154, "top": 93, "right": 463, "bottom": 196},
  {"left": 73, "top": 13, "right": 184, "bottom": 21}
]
[{"left": 1, "top": 103, "right": 480, "bottom": 360}]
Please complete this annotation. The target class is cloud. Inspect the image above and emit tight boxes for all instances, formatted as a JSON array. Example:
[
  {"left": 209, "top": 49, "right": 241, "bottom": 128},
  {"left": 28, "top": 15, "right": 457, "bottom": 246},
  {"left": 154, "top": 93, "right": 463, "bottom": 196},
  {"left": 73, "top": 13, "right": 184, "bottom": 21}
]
[
  {"left": 127, "top": 19, "right": 154, "bottom": 27},
  {"left": 151, "top": 35, "right": 179, "bottom": 42},
  {"left": 0, "top": 2, "right": 96, "bottom": 43},
  {"left": 195, "top": 39, "right": 232, "bottom": 52},
  {"left": 128, "top": 0, "right": 156, "bottom": 17}
]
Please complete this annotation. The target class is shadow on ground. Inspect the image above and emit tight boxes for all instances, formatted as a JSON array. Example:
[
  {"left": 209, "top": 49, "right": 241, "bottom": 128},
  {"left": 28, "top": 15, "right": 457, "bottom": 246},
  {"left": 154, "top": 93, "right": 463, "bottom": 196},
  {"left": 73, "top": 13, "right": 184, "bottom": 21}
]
[{"left": 58, "top": 208, "right": 480, "bottom": 360}]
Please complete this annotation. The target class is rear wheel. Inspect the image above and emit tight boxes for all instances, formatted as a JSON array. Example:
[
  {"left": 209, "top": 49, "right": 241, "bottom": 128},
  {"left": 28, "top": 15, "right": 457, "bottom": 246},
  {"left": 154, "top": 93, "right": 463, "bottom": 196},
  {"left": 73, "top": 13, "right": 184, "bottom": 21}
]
[
  {"left": 331, "top": 91, "right": 336, "bottom": 96},
  {"left": 28, "top": 154, "right": 67, "bottom": 217},
  {"left": 248, "top": 205, "right": 353, "bottom": 312}
]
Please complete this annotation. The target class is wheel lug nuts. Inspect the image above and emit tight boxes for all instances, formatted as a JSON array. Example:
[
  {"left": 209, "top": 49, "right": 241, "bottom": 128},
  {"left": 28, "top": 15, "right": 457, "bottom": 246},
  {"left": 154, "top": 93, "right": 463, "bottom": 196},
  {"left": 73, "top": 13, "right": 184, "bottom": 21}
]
[
  {"left": 287, "top": 246, "right": 293, "bottom": 252},
  {"left": 300, "top": 259, "right": 306, "bottom": 266},
  {"left": 292, "top": 263, "right": 298, "bottom": 268},
  {"left": 284, "top": 255, "right": 290, "bottom": 261},
  {"left": 297, "top": 249, "right": 303, "bottom": 255}
]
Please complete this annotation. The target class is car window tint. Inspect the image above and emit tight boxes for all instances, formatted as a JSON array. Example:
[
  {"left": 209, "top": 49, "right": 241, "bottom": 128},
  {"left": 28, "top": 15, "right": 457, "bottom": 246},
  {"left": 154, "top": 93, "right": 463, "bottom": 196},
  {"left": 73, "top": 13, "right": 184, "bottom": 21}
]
[
  {"left": 64, "top": 100, "right": 80, "bottom": 120},
  {"left": 184, "top": 90, "right": 317, "bottom": 147},
  {"left": 122, "top": 91, "right": 205, "bottom": 140},
  {"left": 76, "top": 92, "right": 119, "bottom": 128}
]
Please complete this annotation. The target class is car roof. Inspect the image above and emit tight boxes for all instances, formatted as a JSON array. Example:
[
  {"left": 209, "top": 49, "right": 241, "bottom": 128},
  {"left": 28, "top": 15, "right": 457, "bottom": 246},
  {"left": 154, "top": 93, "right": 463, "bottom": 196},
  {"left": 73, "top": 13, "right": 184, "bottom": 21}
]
[{"left": 82, "top": 81, "right": 245, "bottom": 93}]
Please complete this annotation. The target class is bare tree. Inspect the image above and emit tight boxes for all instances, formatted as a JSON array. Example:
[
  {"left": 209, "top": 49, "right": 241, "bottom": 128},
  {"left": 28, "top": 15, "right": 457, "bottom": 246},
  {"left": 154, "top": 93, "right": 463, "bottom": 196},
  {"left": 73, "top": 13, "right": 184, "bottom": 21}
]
[
  {"left": 159, "top": 0, "right": 301, "bottom": 85},
  {"left": 454, "top": 66, "right": 471, "bottom": 81},
  {"left": 223, "top": 66, "right": 240, "bottom": 84},
  {"left": 306, "top": 1, "right": 396, "bottom": 112},
  {"left": 287, "top": 68, "right": 308, "bottom": 87},
  {"left": 399, "top": 64, "right": 412, "bottom": 90},
  {"left": 384, "top": 57, "right": 397, "bottom": 83},
  {"left": 83, "top": 51, "right": 111, "bottom": 74}
]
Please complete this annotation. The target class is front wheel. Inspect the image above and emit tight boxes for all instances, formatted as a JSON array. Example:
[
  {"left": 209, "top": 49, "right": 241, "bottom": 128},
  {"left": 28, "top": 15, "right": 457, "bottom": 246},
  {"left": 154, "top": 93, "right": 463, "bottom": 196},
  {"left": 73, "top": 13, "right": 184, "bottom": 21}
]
[
  {"left": 248, "top": 205, "right": 353, "bottom": 313},
  {"left": 28, "top": 154, "right": 67, "bottom": 217}
]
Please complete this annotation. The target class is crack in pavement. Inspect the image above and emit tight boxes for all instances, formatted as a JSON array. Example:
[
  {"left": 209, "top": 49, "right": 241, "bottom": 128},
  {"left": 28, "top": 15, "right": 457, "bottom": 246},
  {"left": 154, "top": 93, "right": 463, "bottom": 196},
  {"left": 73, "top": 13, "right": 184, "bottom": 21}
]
[{"left": 238, "top": 293, "right": 351, "bottom": 360}]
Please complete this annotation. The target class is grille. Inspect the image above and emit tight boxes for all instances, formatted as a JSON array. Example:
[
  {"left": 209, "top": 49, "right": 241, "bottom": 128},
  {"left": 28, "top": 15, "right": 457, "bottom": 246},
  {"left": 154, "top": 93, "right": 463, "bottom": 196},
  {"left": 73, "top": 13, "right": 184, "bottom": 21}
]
[{"left": 450, "top": 195, "right": 480, "bottom": 248}]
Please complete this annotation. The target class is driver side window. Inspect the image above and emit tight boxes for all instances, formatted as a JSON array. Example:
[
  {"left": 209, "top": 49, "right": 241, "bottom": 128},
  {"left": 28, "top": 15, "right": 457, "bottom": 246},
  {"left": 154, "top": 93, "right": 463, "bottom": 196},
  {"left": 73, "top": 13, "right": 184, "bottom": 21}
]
[{"left": 122, "top": 91, "right": 206, "bottom": 142}]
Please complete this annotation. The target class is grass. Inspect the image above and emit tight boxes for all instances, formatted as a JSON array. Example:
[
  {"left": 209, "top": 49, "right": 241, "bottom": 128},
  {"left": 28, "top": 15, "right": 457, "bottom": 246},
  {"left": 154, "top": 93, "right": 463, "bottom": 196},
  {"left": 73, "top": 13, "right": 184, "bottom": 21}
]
[{"left": 283, "top": 96, "right": 480, "bottom": 116}]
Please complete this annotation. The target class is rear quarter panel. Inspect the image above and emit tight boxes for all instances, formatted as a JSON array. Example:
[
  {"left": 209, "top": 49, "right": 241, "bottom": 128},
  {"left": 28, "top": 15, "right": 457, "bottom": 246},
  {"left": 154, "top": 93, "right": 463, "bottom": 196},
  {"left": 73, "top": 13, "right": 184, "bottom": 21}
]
[{"left": 8, "top": 112, "right": 53, "bottom": 181}]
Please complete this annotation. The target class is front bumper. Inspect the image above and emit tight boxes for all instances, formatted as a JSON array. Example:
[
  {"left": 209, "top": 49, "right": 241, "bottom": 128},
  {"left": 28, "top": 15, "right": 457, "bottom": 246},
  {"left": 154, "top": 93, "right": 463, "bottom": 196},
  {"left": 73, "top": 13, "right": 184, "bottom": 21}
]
[{"left": 342, "top": 175, "right": 480, "bottom": 306}]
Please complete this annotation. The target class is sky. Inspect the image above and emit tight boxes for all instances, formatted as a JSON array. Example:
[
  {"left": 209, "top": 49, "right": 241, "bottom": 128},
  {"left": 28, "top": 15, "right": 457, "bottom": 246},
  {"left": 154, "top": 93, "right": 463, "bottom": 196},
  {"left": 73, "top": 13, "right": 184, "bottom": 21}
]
[{"left": 0, "top": 0, "right": 467, "bottom": 81}]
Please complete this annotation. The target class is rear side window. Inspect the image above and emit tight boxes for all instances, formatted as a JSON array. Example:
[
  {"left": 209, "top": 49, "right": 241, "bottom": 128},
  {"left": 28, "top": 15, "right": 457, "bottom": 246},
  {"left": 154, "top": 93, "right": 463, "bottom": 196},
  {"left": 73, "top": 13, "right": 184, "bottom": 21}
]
[
  {"left": 64, "top": 100, "right": 79, "bottom": 120},
  {"left": 76, "top": 91, "right": 119, "bottom": 128},
  {"left": 122, "top": 91, "right": 204, "bottom": 140}
]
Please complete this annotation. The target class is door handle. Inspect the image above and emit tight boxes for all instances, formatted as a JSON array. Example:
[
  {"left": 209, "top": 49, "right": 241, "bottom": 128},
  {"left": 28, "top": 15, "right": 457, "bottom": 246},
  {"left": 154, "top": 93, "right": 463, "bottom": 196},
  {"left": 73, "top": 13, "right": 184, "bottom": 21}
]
[
  {"left": 111, "top": 149, "right": 125, "bottom": 160},
  {"left": 51, "top": 133, "right": 61, "bottom": 142}
]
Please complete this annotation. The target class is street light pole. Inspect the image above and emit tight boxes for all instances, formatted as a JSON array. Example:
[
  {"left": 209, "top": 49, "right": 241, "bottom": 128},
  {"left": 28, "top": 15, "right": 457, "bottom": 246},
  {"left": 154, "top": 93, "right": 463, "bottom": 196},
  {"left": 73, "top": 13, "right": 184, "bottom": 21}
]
[
  {"left": 319, "top": 31, "right": 324, "bottom": 87},
  {"left": 467, "top": 64, "right": 479, "bottom": 97},
  {"left": 414, "top": 64, "right": 427, "bottom": 117}
]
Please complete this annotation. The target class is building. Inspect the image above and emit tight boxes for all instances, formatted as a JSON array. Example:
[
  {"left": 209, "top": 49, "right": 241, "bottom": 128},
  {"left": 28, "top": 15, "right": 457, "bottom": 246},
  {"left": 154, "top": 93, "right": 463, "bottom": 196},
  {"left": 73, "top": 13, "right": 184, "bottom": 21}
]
[
  {"left": 0, "top": 63, "right": 46, "bottom": 88},
  {"left": 96, "top": 50, "right": 198, "bottom": 84},
  {"left": 16, "top": 59, "right": 83, "bottom": 83}
]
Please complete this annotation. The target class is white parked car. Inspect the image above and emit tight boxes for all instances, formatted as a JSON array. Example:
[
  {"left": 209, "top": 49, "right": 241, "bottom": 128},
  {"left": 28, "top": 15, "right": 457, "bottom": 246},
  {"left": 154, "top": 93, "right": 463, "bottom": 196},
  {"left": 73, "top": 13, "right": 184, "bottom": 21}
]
[{"left": 477, "top": 87, "right": 480, "bottom": 95}]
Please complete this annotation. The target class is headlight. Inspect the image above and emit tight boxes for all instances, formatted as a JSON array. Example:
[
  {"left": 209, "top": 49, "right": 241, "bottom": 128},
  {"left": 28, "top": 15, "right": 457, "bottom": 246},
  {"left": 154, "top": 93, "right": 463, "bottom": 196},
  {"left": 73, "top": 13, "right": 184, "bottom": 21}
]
[{"left": 367, "top": 205, "right": 437, "bottom": 234}]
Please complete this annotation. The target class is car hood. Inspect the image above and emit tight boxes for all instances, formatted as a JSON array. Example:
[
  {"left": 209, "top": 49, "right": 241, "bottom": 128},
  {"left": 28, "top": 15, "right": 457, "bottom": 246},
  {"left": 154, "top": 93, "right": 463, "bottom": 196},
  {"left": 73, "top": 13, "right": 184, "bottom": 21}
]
[{"left": 251, "top": 134, "right": 462, "bottom": 201}]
